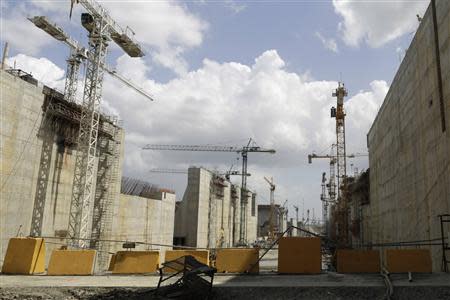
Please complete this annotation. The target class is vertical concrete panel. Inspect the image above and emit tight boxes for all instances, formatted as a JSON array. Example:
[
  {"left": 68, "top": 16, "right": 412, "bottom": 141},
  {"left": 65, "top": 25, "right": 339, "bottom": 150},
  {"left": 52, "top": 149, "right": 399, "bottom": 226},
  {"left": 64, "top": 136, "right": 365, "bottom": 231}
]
[{"left": 367, "top": 0, "right": 450, "bottom": 271}]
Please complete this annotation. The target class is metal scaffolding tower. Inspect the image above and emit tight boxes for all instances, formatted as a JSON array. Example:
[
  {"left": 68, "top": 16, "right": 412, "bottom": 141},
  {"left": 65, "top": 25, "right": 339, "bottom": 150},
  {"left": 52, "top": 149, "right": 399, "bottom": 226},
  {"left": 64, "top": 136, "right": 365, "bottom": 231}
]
[
  {"left": 331, "top": 83, "right": 348, "bottom": 198},
  {"left": 143, "top": 140, "right": 275, "bottom": 245},
  {"left": 264, "top": 176, "right": 276, "bottom": 241}
]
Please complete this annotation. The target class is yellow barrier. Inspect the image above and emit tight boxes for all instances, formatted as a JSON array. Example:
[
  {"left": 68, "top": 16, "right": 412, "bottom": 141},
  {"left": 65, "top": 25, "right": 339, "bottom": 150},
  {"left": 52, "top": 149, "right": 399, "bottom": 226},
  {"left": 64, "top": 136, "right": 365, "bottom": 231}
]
[
  {"left": 108, "top": 254, "right": 116, "bottom": 271},
  {"left": 385, "top": 249, "right": 432, "bottom": 273},
  {"left": 47, "top": 250, "right": 96, "bottom": 275},
  {"left": 278, "top": 237, "right": 321, "bottom": 274},
  {"left": 1, "top": 237, "right": 46, "bottom": 274},
  {"left": 215, "top": 248, "right": 259, "bottom": 273},
  {"left": 337, "top": 250, "right": 380, "bottom": 273},
  {"left": 164, "top": 250, "right": 209, "bottom": 266},
  {"left": 110, "top": 251, "right": 159, "bottom": 274}
]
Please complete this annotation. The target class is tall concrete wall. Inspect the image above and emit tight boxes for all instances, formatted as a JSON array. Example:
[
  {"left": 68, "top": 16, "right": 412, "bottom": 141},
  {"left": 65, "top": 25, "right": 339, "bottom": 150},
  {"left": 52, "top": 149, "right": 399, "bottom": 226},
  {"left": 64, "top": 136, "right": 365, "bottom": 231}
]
[
  {"left": 0, "top": 69, "right": 123, "bottom": 270},
  {"left": 174, "top": 167, "right": 258, "bottom": 248},
  {"left": 366, "top": 0, "right": 450, "bottom": 271},
  {"left": 109, "top": 192, "right": 175, "bottom": 254}
]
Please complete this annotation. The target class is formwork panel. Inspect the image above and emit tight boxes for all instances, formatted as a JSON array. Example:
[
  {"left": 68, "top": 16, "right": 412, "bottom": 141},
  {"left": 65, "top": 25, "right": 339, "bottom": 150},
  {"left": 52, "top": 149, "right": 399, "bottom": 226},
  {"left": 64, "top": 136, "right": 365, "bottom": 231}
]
[
  {"left": 47, "top": 250, "right": 96, "bottom": 275},
  {"left": 110, "top": 251, "right": 159, "bottom": 274},
  {"left": 337, "top": 250, "right": 380, "bottom": 273},
  {"left": 1, "top": 238, "right": 45, "bottom": 274},
  {"left": 278, "top": 237, "right": 321, "bottom": 274},
  {"left": 215, "top": 248, "right": 259, "bottom": 273},
  {"left": 385, "top": 249, "right": 432, "bottom": 273}
]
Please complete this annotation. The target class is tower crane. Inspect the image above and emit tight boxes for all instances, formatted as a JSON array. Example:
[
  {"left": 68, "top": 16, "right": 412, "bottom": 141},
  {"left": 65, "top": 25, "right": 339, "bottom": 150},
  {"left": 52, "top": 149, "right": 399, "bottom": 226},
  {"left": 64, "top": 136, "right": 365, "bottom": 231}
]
[
  {"left": 143, "top": 139, "right": 276, "bottom": 245},
  {"left": 28, "top": 16, "right": 154, "bottom": 102},
  {"left": 263, "top": 176, "right": 276, "bottom": 241},
  {"left": 331, "top": 83, "right": 348, "bottom": 199},
  {"left": 308, "top": 149, "right": 367, "bottom": 203},
  {"left": 149, "top": 168, "right": 250, "bottom": 180},
  {"left": 44, "top": 0, "right": 149, "bottom": 249}
]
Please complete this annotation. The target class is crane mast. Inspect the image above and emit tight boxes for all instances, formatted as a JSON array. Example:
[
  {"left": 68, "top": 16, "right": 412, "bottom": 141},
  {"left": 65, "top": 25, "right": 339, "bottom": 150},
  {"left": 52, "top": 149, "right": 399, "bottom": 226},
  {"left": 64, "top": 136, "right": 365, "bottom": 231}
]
[
  {"left": 66, "top": 0, "right": 145, "bottom": 248},
  {"left": 264, "top": 176, "right": 276, "bottom": 241},
  {"left": 331, "top": 83, "right": 348, "bottom": 198}
]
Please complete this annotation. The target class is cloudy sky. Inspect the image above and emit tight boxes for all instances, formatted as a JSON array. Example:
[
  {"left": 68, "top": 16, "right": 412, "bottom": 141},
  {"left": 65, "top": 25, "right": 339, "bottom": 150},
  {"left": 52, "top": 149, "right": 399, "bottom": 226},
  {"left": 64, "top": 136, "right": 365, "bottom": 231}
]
[{"left": 1, "top": 0, "right": 429, "bottom": 221}]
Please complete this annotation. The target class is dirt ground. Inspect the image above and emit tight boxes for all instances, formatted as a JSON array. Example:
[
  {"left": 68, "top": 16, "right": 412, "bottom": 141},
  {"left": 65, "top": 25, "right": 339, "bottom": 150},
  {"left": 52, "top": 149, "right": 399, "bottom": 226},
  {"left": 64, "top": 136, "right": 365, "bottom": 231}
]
[{"left": 1, "top": 286, "right": 450, "bottom": 300}]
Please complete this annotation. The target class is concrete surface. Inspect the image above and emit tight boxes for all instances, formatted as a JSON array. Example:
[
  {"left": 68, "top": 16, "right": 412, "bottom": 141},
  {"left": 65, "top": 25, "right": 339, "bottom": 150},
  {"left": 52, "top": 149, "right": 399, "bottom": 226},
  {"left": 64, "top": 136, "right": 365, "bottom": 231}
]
[
  {"left": 1, "top": 273, "right": 449, "bottom": 288},
  {"left": 0, "top": 273, "right": 449, "bottom": 300},
  {"left": 174, "top": 167, "right": 258, "bottom": 248},
  {"left": 0, "top": 70, "right": 124, "bottom": 272},
  {"left": 366, "top": 0, "right": 450, "bottom": 271}
]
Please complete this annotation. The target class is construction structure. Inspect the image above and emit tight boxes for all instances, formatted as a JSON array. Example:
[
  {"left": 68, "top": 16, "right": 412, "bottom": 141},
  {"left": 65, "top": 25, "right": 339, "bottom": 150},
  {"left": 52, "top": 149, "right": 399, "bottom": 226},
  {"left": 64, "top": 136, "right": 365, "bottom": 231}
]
[
  {"left": 0, "top": 68, "right": 123, "bottom": 269},
  {"left": 143, "top": 141, "right": 275, "bottom": 245},
  {"left": 362, "top": 0, "right": 450, "bottom": 271},
  {"left": 257, "top": 204, "right": 288, "bottom": 239},
  {"left": 173, "top": 167, "right": 258, "bottom": 248},
  {"left": 109, "top": 178, "right": 176, "bottom": 254}
]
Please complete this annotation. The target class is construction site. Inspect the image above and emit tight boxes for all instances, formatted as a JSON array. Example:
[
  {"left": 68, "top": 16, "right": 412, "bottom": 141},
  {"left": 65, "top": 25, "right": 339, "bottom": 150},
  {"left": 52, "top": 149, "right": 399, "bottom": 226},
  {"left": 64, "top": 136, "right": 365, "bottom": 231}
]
[{"left": 0, "top": 0, "right": 449, "bottom": 299}]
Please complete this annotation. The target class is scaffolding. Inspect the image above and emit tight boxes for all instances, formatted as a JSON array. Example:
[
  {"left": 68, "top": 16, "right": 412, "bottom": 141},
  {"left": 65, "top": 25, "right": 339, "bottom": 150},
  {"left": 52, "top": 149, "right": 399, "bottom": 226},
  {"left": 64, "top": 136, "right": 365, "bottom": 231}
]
[{"left": 90, "top": 117, "right": 121, "bottom": 269}]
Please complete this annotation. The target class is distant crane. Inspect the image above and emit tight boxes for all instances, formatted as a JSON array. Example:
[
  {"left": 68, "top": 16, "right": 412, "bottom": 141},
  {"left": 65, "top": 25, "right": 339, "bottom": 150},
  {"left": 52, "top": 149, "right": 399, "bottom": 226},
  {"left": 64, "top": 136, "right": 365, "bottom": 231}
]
[
  {"left": 308, "top": 149, "right": 367, "bottom": 203},
  {"left": 264, "top": 176, "right": 276, "bottom": 241},
  {"left": 149, "top": 168, "right": 250, "bottom": 180},
  {"left": 331, "top": 83, "right": 348, "bottom": 199},
  {"left": 143, "top": 139, "right": 275, "bottom": 245}
]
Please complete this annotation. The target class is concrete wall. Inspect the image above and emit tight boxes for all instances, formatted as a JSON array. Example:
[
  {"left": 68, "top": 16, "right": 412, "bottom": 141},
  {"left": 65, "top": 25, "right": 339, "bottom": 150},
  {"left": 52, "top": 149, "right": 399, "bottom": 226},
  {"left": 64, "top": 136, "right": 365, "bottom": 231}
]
[
  {"left": 109, "top": 192, "right": 175, "bottom": 255},
  {"left": 0, "top": 69, "right": 123, "bottom": 270},
  {"left": 257, "top": 204, "right": 288, "bottom": 238},
  {"left": 174, "top": 167, "right": 258, "bottom": 248},
  {"left": 366, "top": 0, "right": 450, "bottom": 271}
]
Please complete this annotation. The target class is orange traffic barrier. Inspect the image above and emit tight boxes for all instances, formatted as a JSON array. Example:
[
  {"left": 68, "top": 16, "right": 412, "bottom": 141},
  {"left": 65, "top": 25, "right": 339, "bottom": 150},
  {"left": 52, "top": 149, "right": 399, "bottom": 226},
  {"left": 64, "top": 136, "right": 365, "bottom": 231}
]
[
  {"left": 278, "top": 237, "right": 321, "bottom": 274},
  {"left": 337, "top": 249, "right": 380, "bottom": 273}
]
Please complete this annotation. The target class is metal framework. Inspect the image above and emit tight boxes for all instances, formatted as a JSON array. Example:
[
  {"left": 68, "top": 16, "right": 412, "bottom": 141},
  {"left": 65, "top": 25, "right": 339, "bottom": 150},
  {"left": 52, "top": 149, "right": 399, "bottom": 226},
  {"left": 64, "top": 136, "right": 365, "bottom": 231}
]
[
  {"left": 143, "top": 140, "right": 275, "bottom": 245},
  {"left": 331, "top": 83, "right": 348, "bottom": 198},
  {"left": 264, "top": 176, "right": 276, "bottom": 241},
  {"left": 68, "top": 0, "right": 145, "bottom": 248}
]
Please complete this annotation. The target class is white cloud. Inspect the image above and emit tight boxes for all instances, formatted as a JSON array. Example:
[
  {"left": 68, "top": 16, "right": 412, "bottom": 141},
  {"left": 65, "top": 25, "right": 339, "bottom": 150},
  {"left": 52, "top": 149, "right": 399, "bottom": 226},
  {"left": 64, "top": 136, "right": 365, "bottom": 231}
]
[
  {"left": 315, "top": 32, "right": 339, "bottom": 53},
  {"left": 333, "top": 0, "right": 428, "bottom": 48},
  {"left": 1, "top": 9, "right": 54, "bottom": 55},
  {"left": 97, "top": 1, "right": 208, "bottom": 75},
  {"left": 9, "top": 51, "right": 388, "bottom": 216},
  {"left": 5, "top": 54, "right": 65, "bottom": 89},
  {"left": 2, "top": 1, "right": 207, "bottom": 75}
]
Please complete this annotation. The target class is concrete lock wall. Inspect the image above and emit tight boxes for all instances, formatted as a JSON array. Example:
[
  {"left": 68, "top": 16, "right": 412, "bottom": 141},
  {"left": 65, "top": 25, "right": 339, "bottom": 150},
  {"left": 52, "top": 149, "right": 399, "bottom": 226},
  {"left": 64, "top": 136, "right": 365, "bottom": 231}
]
[
  {"left": 0, "top": 69, "right": 124, "bottom": 271},
  {"left": 174, "top": 167, "right": 258, "bottom": 248},
  {"left": 366, "top": 0, "right": 450, "bottom": 271},
  {"left": 109, "top": 193, "right": 175, "bottom": 256}
]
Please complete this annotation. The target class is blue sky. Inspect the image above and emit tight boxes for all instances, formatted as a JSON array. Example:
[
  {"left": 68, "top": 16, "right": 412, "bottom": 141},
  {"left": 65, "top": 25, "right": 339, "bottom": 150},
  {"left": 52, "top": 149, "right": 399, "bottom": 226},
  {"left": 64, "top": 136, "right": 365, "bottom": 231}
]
[{"left": 1, "top": 0, "right": 429, "bottom": 220}]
